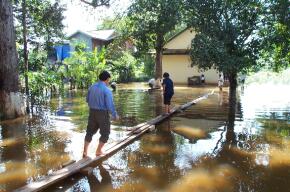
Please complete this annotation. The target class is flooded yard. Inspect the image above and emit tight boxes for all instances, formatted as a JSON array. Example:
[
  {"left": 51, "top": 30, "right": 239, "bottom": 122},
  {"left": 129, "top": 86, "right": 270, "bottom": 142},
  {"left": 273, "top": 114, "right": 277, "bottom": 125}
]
[{"left": 0, "top": 83, "right": 289, "bottom": 192}]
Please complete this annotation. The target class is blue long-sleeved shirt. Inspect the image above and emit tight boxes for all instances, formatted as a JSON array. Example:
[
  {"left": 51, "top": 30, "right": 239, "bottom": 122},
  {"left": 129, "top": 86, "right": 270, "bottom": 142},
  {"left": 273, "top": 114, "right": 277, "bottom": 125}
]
[{"left": 86, "top": 81, "right": 117, "bottom": 118}]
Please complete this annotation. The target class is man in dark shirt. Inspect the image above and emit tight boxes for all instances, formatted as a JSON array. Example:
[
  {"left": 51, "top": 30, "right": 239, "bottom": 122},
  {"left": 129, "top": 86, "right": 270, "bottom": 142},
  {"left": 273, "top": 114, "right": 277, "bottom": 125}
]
[
  {"left": 162, "top": 72, "right": 174, "bottom": 114},
  {"left": 83, "top": 71, "right": 119, "bottom": 158}
]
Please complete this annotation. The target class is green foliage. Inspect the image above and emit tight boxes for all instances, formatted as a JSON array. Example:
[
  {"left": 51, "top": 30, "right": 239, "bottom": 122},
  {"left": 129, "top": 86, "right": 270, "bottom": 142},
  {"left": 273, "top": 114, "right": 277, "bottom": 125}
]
[
  {"left": 74, "top": 41, "right": 87, "bottom": 52},
  {"left": 19, "top": 65, "right": 63, "bottom": 105},
  {"left": 13, "top": 0, "right": 65, "bottom": 105},
  {"left": 246, "top": 68, "right": 290, "bottom": 85},
  {"left": 64, "top": 42, "right": 106, "bottom": 88},
  {"left": 18, "top": 48, "right": 47, "bottom": 73},
  {"left": 110, "top": 51, "right": 143, "bottom": 82},
  {"left": 13, "top": 0, "right": 65, "bottom": 48},
  {"left": 259, "top": 0, "right": 290, "bottom": 71},
  {"left": 128, "top": 0, "right": 181, "bottom": 78},
  {"left": 128, "top": 0, "right": 181, "bottom": 53},
  {"left": 100, "top": 16, "right": 151, "bottom": 81},
  {"left": 185, "top": 0, "right": 263, "bottom": 76},
  {"left": 140, "top": 54, "right": 155, "bottom": 78}
]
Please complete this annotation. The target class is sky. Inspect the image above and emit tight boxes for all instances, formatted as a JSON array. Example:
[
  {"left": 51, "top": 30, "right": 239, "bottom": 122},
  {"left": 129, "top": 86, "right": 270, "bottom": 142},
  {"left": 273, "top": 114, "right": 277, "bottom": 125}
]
[{"left": 62, "top": 0, "right": 132, "bottom": 35}]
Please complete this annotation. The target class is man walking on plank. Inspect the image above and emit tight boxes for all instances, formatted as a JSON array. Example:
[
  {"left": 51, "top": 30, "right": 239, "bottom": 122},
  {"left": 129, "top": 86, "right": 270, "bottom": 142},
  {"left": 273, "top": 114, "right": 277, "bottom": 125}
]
[{"left": 83, "top": 71, "right": 119, "bottom": 158}]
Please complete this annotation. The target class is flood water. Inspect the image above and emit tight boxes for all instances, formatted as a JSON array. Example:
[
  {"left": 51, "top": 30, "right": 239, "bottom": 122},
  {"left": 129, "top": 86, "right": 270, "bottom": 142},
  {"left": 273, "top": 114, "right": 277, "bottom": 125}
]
[{"left": 0, "top": 83, "right": 289, "bottom": 192}]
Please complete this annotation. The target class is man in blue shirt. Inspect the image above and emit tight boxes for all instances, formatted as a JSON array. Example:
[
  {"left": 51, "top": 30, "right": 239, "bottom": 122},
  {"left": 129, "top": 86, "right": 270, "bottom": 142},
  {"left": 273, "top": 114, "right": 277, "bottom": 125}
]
[
  {"left": 162, "top": 72, "right": 174, "bottom": 114},
  {"left": 83, "top": 71, "right": 119, "bottom": 158}
]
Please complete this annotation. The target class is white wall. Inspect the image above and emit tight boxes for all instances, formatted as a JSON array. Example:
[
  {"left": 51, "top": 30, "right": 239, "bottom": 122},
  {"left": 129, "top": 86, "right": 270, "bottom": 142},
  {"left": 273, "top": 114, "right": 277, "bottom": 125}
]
[
  {"left": 162, "top": 55, "right": 219, "bottom": 84},
  {"left": 164, "top": 29, "right": 196, "bottom": 49}
]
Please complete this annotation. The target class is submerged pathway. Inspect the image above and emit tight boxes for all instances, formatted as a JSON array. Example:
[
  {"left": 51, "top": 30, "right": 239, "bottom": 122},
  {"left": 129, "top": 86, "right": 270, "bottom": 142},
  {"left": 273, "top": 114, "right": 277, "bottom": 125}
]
[{"left": 15, "top": 91, "right": 214, "bottom": 192}]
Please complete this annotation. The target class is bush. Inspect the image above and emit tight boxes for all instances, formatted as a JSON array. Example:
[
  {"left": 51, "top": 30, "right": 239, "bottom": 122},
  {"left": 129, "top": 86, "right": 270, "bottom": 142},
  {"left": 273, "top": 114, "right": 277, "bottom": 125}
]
[{"left": 63, "top": 43, "right": 106, "bottom": 88}]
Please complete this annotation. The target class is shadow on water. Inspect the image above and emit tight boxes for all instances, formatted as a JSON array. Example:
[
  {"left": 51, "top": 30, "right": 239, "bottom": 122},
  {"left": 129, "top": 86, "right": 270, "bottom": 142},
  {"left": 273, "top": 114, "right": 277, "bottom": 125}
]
[{"left": 1, "top": 83, "right": 290, "bottom": 191}]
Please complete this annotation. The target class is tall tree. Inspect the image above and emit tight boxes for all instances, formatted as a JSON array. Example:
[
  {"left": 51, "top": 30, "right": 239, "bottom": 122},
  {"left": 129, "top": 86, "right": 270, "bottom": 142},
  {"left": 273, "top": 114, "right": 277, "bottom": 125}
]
[
  {"left": 185, "top": 0, "right": 263, "bottom": 102},
  {"left": 13, "top": 0, "right": 65, "bottom": 112},
  {"left": 21, "top": 0, "right": 29, "bottom": 113},
  {"left": 0, "top": 0, "right": 25, "bottom": 119},
  {"left": 128, "top": 0, "right": 181, "bottom": 79},
  {"left": 14, "top": 0, "right": 65, "bottom": 49}
]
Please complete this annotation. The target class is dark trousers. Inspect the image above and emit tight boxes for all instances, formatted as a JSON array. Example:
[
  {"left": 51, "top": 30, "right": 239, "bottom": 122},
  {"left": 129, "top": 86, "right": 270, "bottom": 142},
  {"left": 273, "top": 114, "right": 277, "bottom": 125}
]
[{"left": 85, "top": 109, "right": 110, "bottom": 143}]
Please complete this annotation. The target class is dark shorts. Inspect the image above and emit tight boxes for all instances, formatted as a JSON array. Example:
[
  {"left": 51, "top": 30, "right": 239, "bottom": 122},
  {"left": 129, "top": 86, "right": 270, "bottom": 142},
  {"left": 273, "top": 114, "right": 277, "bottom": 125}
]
[
  {"left": 164, "top": 93, "right": 173, "bottom": 105},
  {"left": 85, "top": 109, "right": 110, "bottom": 143}
]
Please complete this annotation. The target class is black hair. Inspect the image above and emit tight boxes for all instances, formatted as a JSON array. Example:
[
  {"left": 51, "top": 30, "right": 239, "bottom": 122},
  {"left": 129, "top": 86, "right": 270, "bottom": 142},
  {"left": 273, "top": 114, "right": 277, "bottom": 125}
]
[
  {"left": 99, "top": 71, "right": 111, "bottom": 81},
  {"left": 163, "top": 72, "right": 169, "bottom": 78}
]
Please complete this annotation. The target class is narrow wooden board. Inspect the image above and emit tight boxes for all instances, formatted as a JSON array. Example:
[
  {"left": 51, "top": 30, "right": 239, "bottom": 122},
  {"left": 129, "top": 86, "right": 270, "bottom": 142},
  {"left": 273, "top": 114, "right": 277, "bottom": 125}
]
[{"left": 15, "top": 92, "right": 213, "bottom": 192}]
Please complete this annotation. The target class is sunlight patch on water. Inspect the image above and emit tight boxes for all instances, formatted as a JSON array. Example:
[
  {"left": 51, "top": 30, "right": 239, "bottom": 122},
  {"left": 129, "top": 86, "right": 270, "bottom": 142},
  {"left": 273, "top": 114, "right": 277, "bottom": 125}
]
[
  {"left": 39, "top": 152, "right": 71, "bottom": 171},
  {"left": 167, "top": 165, "right": 237, "bottom": 192},
  {"left": 132, "top": 167, "right": 161, "bottom": 185},
  {"left": 269, "top": 147, "right": 290, "bottom": 168},
  {"left": 0, "top": 162, "right": 37, "bottom": 184},
  {"left": 254, "top": 144, "right": 290, "bottom": 168},
  {"left": 0, "top": 137, "right": 25, "bottom": 147},
  {"left": 141, "top": 144, "right": 171, "bottom": 154},
  {"left": 142, "top": 134, "right": 169, "bottom": 143},
  {"left": 172, "top": 126, "right": 208, "bottom": 140}
]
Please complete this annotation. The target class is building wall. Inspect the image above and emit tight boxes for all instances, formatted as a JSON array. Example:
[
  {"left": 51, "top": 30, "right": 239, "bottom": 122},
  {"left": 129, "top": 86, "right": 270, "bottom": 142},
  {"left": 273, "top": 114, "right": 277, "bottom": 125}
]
[
  {"left": 164, "top": 29, "right": 196, "bottom": 49},
  {"left": 69, "top": 33, "right": 93, "bottom": 52},
  {"left": 92, "top": 39, "right": 105, "bottom": 51},
  {"left": 162, "top": 55, "right": 219, "bottom": 84},
  {"left": 162, "top": 28, "right": 219, "bottom": 84}
]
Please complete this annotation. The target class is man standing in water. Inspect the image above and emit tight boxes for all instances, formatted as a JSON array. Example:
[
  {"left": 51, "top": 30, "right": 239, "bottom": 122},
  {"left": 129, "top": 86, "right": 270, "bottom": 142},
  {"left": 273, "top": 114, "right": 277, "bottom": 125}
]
[
  {"left": 162, "top": 72, "right": 174, "bottom": 114},
  {"left": 83, "top": 71, "right": 119, "bottom": 158}
]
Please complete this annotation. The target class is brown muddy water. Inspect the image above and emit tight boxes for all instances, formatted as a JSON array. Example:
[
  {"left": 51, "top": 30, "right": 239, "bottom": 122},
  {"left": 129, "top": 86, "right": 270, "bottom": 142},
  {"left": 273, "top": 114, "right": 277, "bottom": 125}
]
[{"left": 0, "top": 83, "right": 289, "bottom": 192}]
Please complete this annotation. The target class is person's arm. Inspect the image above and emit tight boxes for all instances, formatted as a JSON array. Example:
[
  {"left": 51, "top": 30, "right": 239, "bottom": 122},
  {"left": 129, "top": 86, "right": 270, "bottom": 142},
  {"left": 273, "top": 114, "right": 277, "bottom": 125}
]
[
  {"left": 105, "top": 89, "right": 118, "bottom": 119},
  {"left": 86, "top": 88, "right": 90, "bottom": 103},
  {"left": 162, "top": 84, "right": 166, "bottom": 94},
  {"left": 162, "top": 80, "right": 165, "bottom": 94}
]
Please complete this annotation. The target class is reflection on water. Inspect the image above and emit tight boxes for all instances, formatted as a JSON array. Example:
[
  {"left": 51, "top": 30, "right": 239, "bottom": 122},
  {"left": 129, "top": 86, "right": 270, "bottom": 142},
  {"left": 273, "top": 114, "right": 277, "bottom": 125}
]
[
  {"left": 0, "top": 83, "right": 290, "bottom": 191},
  {"left": 167, "top": 165, "right": 237, "bottom": 192}
]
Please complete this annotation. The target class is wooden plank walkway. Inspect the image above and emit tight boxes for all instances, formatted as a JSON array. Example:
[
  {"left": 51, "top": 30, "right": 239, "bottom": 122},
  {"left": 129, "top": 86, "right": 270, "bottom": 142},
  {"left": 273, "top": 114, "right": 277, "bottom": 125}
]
[{"left": 15, "top": 92, "right": 213, "bottom": 192}]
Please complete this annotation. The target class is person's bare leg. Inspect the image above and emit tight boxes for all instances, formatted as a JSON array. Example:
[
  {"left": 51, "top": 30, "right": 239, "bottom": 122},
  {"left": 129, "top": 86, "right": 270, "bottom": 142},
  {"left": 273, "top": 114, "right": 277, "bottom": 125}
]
[
  {"left": 83, "top": 141, "right": 90, "bottom": 158},
  {"left": 96, "top": 141, "right": 105, "bottom": 156},
  {"left": 164, "top": 105, "right": 170, "bottom": 114}
]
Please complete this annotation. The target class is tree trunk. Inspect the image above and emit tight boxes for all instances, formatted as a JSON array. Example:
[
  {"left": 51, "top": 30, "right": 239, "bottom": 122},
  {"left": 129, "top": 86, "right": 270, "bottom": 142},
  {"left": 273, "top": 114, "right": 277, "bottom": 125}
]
[
  {"left": 154, "top": 34, "right": 164, "bottom": 80},
  {"left": 225, "top": 72, "right": 238, "bottom": 146},
  {"left": 155, "top": 47, "right": 163, "bottom": 79},
  {"left": 22, "top": 0, "right": 30, "bottom": 113},
  {"left": 228, "top": 72, "right": 237, "bottom": 108},
  {"left": 0, "top": 0, "right": 26, "bottom": 119}
]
